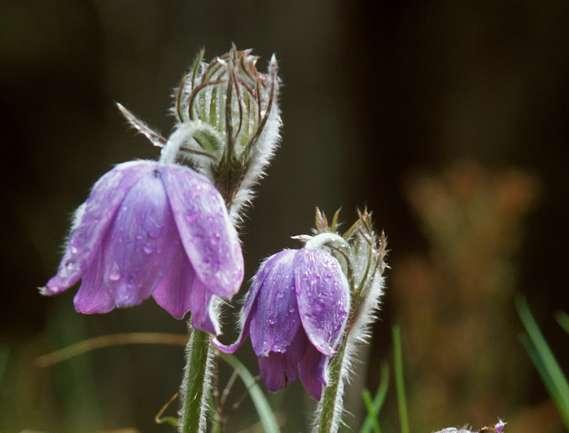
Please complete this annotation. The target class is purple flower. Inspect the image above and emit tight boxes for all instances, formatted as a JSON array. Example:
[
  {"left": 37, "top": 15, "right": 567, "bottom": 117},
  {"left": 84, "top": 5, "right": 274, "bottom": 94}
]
[
  {"left": 215, "top": 247, "right": 350, "bottom": 399},
  {"left": 494, "top": 419, "right": 506, "bottom": 433},
  {"left": 42, "top": 160, "right": 243, "bottom": 334}
]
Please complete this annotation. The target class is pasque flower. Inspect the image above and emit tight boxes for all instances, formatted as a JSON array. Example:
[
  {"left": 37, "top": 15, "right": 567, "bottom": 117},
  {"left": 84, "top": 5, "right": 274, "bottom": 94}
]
[
  {"left": 215, "top": 246, "right": 350, "bottom": 399},
  {"left": 41, "top": 160, "right": 243, "bottom": 334}
]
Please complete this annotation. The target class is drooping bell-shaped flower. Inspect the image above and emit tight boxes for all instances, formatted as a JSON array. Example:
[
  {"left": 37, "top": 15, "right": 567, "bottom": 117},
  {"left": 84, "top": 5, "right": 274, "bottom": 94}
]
[
  {"left": 41, "top": 160, "right": 244, "bottom": 334},
  {"left": 215, "top": 246, "right": 350, "bottom": 400}
]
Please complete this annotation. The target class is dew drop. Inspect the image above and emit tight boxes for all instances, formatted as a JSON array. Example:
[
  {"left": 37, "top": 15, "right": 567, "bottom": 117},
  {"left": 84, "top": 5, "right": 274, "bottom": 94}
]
[
  {"left": 143, "top": 245, "right": 154, "bottom": 255},
  {"left": 109, "top": 263, "right": 121, "bottom": 281}
]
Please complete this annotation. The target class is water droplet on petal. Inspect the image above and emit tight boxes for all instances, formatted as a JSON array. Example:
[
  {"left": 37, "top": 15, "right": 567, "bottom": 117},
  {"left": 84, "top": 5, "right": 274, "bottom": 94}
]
[
  {"left": 63, "top": 260, "right": 75, "bottom": 275},
  {"left": 109, "top": 263, "right": 121, "bottom": 281}
]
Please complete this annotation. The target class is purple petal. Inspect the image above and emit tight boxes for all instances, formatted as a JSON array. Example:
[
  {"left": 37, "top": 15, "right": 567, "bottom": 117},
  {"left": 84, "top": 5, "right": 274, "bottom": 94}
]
[
  {"left": 298, "top": 341, "right": 328, "bottom": 400},
  {"left": 99, "top": 170, "right": 176, "bottom": 308},
  {"left": 495, "top": 420, "right": 507, "bottom": 433},
  {"left": 282, "top": 328, "right": 311, "bottom": 384},
  {"left": 152, "top": 237, "right": 219, "bottom": 334},
  {"left": 73, "top": 246, "right": 114, "bottom": 314},
  {"left": 258, "top": 353, "right": 287, "bottom": 392},
  {"left": 294, "top": 248, "right": 350, "bottom": 356},
  {"left": 249, "top": 249, "right": 301, "bottom": 356},
  {"left": 213, "top": 252, "right": 285, "bottom": 353},
  {"left": 45, "top": 161, "right": 155, "bottom": 295},
  {"left": 258, "top": 352, "right": 302, "bottom": 393},
  {"left": 161, "top": 164, "right": 243, "bottom": 299}
]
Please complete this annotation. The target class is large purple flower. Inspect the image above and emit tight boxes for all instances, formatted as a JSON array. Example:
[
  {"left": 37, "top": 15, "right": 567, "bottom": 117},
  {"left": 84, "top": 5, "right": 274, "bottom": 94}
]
[
  {"left": 215, "top": 247, "right": 350, "bottom": 399},
  {"left": 42, "top": 160, "right": 243, "bottom": 334}
]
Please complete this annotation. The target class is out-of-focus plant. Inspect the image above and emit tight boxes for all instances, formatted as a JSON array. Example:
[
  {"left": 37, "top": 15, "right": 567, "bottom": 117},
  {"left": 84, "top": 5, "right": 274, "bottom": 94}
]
[
  {"left": 359, "top": 326, "right": 505, "bottom": 433},
  {"left": 516, "top": 297, "right": 569, "bottom": 430},
  {"left": 393, "top": 161, "right": 538, "bottom": 429}
]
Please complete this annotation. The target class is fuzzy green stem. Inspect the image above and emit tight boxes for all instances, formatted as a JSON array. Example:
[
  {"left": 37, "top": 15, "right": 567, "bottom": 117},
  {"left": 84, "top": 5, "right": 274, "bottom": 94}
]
[
  {"left": 313, "top": 339, "right": 349, "bottom": 433},
  {"left": 179, "top": 329, "right": 214, "bottom": 433}
]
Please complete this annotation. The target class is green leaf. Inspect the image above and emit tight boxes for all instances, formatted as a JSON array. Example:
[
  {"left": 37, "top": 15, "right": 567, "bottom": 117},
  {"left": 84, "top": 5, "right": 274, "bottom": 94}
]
[
  {"left": 393, "top": 325, "right": 410, "bottom": 433},
  {"left": 516, "top": 297, "right": 569, "bottom": 429},
  {"left": 219, "top": 354, "right": 281, "bottom": 433},
  {"left": 361, "top": 363, "right": 389, "bottom": 433}
]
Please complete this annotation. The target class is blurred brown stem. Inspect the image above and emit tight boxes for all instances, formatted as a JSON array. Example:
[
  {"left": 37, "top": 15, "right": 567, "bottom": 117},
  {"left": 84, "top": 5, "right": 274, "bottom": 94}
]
[{"left": 36, "top": 332, "right": 187, "bottom": 367}]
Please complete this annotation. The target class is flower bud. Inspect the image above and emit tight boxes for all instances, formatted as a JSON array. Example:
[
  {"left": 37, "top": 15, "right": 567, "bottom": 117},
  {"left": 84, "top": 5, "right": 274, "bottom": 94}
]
[
  {"left": 117, "top": 46, "right": 281, "bottom": 220},
  {"left": 174, "top": 46, "right": 281, "bottom": 216}
]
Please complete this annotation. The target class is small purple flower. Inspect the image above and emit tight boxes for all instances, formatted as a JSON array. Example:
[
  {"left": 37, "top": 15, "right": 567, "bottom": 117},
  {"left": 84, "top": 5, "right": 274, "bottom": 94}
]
[
  {"left": 215, "top": 247, "right": 350, "bottom": 399},
  {"left": 42, "top": 160, "right": 243, "bottom": 334},
  {"left": 494, "top": 419, "right": 506, "bottom": 433}
]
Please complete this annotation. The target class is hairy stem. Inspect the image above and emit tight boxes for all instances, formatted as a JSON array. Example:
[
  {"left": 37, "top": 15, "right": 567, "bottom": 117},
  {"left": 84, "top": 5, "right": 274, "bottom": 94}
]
[
  {"left": 179, "top": 329, "right": 214, "bottom": 433},
  {"left": 313, "top": 339, "right": 350, "bottom": 433}
]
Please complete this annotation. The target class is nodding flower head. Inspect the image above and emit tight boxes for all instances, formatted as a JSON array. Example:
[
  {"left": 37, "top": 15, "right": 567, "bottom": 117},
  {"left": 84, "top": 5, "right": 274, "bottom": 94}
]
[
  {"left": 41, "top": 160, "right": 244, "bottom": 335},
  {"left": 215, "top": 246, "right": 350, "bottom": 400},
  {"left": 117, "top": 45, "right": 281, "bottom": 220}
]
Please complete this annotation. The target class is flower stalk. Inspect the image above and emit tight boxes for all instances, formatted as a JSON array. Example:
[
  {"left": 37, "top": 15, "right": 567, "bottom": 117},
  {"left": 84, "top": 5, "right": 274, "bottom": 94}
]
[
  {"left": 179, "top": 328, "right": 214, "bottom": 433},
  {"left": 313, "top": 337, "right": 349, "bottom": 433}
]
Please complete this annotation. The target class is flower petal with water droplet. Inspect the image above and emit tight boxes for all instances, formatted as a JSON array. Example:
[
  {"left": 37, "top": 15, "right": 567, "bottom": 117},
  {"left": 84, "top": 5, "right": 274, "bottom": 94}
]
[
  {"left": 45, "top": 161, "right": 155, "bottom": 295},
  {"left": 214, "top": 251, "right": 284, "bottom": 353},
  {"left": 249, "top": 249, "right": 301, "bottom": 356},
  {"left": 161, "top": 163, "right": 244, "bottom": 298},
  {"left": 99, "top": 170, "right": 177, "bottom": 308},
  {"left": 294, "top": 249, "right": 350, "bottom": 356},
  {"left": 73, "top": 246, "right": 114, "bottom": 314}
]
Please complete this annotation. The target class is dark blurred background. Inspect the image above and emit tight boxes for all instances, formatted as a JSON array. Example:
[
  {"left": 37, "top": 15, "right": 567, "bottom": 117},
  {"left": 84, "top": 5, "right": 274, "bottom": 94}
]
[{"left": 1, "top": 1, "right": 568, "bottom": 432}]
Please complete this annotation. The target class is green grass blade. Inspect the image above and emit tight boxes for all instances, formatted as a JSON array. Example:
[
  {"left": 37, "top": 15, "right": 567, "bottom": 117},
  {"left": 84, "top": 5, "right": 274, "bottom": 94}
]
[
  {"left": 516, "top": 297, "right": 569, "bottom": 428},
  {"left": 220, "top": 354, "right": 280, "bottom": 433},
  {"left": 556, "top": 312, "right": 569, "bottom": 335},
  {"left": 361, "top": 363, "right": 389, "bottom": 433},
  {"left": 393, "top": 326, "right": 410, "bottom": 433},
  {"left": 362, "top": 390, "right": 381, "bottom": 433},
  {"left": 520, "top": 335, "right": 562, "bottom": 401}
]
